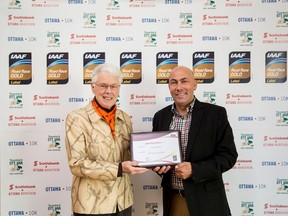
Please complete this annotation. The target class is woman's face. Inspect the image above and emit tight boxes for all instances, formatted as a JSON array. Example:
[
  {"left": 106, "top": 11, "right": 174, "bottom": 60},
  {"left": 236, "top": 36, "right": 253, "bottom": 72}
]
[{"left": 91, "top": 72, "right": 120, "bottom": 109}]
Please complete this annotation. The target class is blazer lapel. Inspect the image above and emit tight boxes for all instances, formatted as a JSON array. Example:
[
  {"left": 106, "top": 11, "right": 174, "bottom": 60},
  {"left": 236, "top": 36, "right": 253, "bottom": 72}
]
[{"left": 185, "top": 100, "right": 203, "bottom": 160}]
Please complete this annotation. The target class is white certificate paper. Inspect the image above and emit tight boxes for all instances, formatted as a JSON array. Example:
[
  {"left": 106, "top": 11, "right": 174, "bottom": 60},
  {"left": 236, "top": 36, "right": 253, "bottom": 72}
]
[{"left": 130, "top": 131, "right": 182, "bottom": 167}]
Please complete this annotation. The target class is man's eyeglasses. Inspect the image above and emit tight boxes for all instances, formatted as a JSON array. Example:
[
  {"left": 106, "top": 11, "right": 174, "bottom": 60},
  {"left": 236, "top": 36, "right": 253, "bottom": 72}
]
[{"left": 94, "top": 83, "right": 120, "bottom": 91}]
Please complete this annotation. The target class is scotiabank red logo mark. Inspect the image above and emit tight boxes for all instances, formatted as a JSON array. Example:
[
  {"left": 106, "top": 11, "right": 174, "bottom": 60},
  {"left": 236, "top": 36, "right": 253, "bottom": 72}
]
[{"left": 9, "top": 115, "right": 14, "bottom": 121}]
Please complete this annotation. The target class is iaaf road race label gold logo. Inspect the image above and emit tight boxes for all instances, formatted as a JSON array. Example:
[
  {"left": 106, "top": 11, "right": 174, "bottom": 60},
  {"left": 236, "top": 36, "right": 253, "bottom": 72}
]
[
  {"left": 83, "top": 52, "right": 105, "bottom": 84},
  {"left": 229, "top": 51, "right": 251, "bottom": 83},
  {"left": 265, "top": 51, "right": 287, "bottom": 83},
  {"left": 9, "top": 53, "right": 32, "bottom": 85},
  {"left": 120, "top": 52, "right": 142, "bottom": 84},
  {"left": 156, "top": 52, "right": 178, "bottom": 84},
  {"left": 193, "top": 52, "right": 214, "bottom": 83},
  {"left": 46, "top": 52, "right": 68, "bottom": 85}
]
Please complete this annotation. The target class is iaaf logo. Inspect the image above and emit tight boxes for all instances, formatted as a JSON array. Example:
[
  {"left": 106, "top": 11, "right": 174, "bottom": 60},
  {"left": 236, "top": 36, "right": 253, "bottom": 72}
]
[
  {"left": 121, "top": 53, "right": 137, "bottom": 59},
  {"left": 10, "top": 53, "right": 27, "bottom": 59},
  {"left": 157, "top": 53, "right": 174, "bottom": 58},
  {"left": 230, "top": 53, "right": 246, "bottom": 58},
  {"left": 194, "top": 53, "right": 210, "bottom": 58},
  {"left": 84, "top": 53, "right": 101, "bottom": 59},
  {"left": 47, "top": 54, "right": 64, "bottom": 59},
  {"left": 266, "top": 52, "right": 283, "bottom": 58}
]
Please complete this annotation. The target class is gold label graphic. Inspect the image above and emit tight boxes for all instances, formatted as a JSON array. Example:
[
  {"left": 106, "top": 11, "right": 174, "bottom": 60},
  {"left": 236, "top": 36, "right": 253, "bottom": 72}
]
[
  {"left": 156, "top": 52, "right": 178, "bottom": 84},
  {"left": 193, "top": 52, "right": 214, "bottom": 83},
  {"left": 265, "top": 51, "right": 287, "bottom": 83},
  {"left": 83, "top": 52, "right": 105, "bottom": 84},
  {"left": 229, "top": 52, "right": 250, "bottom": 83},
  {"left": 9, "top": 52, "right": 32, "bottom": 85},
  {"left": 47, "top": 52, "right": 69, "bottom": 85},
  {"left": 120, "top": 52, "right": 142, "bottom": 84}
]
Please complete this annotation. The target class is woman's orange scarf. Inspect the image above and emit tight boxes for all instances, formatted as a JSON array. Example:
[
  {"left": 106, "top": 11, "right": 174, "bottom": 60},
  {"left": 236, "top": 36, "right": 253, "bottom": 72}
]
[{"left": 92, "top": 98, "right": 116, "bottom": 137}]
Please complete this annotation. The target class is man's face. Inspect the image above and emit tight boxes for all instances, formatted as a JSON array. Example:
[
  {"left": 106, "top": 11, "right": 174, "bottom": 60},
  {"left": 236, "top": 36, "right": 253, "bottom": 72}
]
[
  {"left": 168, "top": 67, "right": 197, "bottom": 108},
  {"left": 91, "top": 72, "right": 120, "bottom": 109}
]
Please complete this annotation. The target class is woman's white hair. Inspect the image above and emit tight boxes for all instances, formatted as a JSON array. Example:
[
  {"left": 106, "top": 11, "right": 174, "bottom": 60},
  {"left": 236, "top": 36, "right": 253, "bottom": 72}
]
[{"left": 92, "top": 63, "right": 122, "bottom": 84}]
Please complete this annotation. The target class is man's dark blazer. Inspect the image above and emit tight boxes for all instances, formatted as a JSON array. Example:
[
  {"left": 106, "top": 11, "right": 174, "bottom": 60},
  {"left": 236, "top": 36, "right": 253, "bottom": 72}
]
[{"left": 152, "top": 99, "right": 238, "bottom": 216}]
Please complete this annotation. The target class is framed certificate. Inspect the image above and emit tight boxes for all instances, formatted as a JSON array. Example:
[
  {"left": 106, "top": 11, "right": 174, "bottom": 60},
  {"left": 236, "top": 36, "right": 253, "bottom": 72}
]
[{"left": 130, "top": 130, "right": 182, "bottom": 167}]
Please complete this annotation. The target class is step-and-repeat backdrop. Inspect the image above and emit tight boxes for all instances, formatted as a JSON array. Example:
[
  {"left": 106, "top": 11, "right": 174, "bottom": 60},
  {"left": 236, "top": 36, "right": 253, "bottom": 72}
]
[{"left": 1, "top": 0, "right": 288, "bottom": 215}]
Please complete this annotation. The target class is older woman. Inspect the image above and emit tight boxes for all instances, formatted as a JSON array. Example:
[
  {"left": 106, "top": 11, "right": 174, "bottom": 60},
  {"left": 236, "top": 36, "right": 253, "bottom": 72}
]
[{"left": 65, "top": 63, "right": 147, "bottom": 216}]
